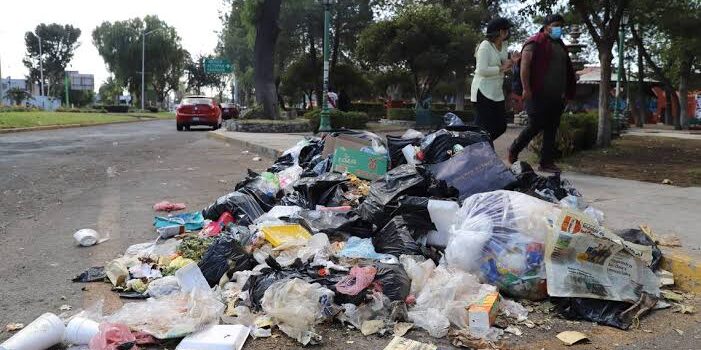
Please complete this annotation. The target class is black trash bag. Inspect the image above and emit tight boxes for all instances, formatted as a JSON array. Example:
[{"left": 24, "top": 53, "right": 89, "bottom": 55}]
[
  {"left": 357, "top": 165, "right": 429, "bottom": 225},
  {"left": 268, "top": 153, "right": 295, "bottom": 173},
  {"left": 298, "top": 139, "right": 325, "bottom": 168},
  {"left": 385, "top": 196, "right": 432, "bottom": 223},
  {"left": 554, "top": 292, "right": 658, "bottom": 330},
  {"left": 72, "top": 266, "right": 107, "bottom": 282},
  {"left": 201, "top": 190, "right": 265, "bottom": 224},
  {"left": 198, "top": 226, "right": 257, "bottom": 287},
  {"left": 241, "top": 256, "right": 307, "bottom": 311},
  {"left": 429, "top": 141, "right": 517, "bottom": 200},
  {"left": 422, "top": 131, "right": 491, "bottom": 164},
  {"left": 615, "top": 228, "right": 663, "bottom": 270},
  {"left": 386, "top": 135, "right": 422, "bottom": 169},
  {"left": 279, "top": 191, "right": 313, "bottom": 208},
  {"left": 289, "top": 210, "right": 373, "bottom": 237},
  {"left": 374, "top": 263, "right": 411, "bottom": 302},
  {"left": 372, "top": 215, "right": 432, "bottom": 257},
  {"left": 238, "top": 187, "right": 275, "bottom": 212},
  {"left": 510, "top": 161, "right": 581, "bottom": 203},
  {"left": 293, "top": 173, "right": 349, "bottom": 208},
  {"left": 443, "top": 112, "right": 465, "bottom": 127}
]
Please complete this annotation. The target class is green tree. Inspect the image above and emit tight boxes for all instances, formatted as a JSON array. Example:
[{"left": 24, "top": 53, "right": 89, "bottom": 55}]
[
  {"left": 98, "top": 77, "right": 123, "bottom": 105},
  {"left": 7, "top": 88, "right": 30, "bottom": 105},
  {"left": 185, "top": 55, "right": 227, "bottom": 95},
  {"left": 23, "top": 23, "right": 81, "bottom": 97},
  {"left": 60, "top": 89, "right": 95, "bottom": 107},
  {"left": 93, "top": 16, "right": 187, "bottom": 107},
  {"left": 358, "top": 4, "right": 475, "bottom": 104}
]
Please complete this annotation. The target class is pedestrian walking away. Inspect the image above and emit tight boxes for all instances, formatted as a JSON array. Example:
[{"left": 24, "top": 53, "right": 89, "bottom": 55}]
[
  {"left": 471, "top": 17, "right": 518, "bottom": 142},
  {"left": 508, "top": 13, "right": 576, "bottom": 173}
]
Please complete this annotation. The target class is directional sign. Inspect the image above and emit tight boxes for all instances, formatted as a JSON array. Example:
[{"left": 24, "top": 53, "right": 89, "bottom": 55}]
[{"left": 204, "top": 58, "right": 233, "bottom": 74}]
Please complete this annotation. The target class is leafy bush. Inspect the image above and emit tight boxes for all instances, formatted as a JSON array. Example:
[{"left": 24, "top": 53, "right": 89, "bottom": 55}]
[
  {"left": 103, "top": 105, "right": 129, "bottom": 113},
  {"left": 0, "top": 106, "right": 40, "bottom": 113},
  {"left": 147, "top": 106, "right": 159, "bottom": 113},
  {"left": 387, "top": 108, "right": 416, "bottom": 121},
  {"left": 529, "top": 112, "right": 599, "bottom": 159},
  {"left": 240, "top": 105, "right": 268, "bottom": 119},
  {"left": 350, "top": 102, "right": 385, "bottom": 120},
  {"left": 56, "top": 107, "right": 108, "bottom": 113},
  {"left": 304, "top": 109, "right": 370, "bottom": 130}
]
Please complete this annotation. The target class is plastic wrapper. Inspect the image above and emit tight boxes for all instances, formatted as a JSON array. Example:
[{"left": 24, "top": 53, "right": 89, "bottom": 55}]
[
  {"left": 154, "top": 212, "right": 204, "bottom": 232},
  {"left": 261, "top": 278, "right": 335, "bottom": 345},
  {"left": 198, "top": 226, "right": 257, "bottom": 287},
  {"left": 201, "top": 191, "right": 264, "bottom": 224},
  {"left": 146, "top": 275, "right": 180, "bottom": 298},
  {"left": 373, "top": 263, "right": 411, "bottom": 302},
  {"left": 400, "top": 255, "right": 436, "bottom": 295},
  {"left": 335, "top": 266, "right": 377, "bottom": 296},
  {"left": 429, "top": 142, "right": 516, "bottom": 201},
  {"left": 277, "top": 165, "right": 304, "bottom": 193},
  {"left": 338, "top": 237, "right": 395, "bottom": 261},
  {"left": 444, "top": 190, "right": 559, "bottom": 300},
  {"left": 372, "top": 216, "right": 431, "bottom": 257},
  {"left": 106, "top": 290, "right": 224, "bottom": 339},
  {"left": 88, "top": 323, "right": 136, "bottom": 350},
  {"left": 357, "top": 165, "right": 428, "bottom": 225}
]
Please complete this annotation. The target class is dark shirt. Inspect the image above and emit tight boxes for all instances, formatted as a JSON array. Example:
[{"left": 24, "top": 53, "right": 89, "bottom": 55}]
[{"left": 525, "top": 39, "right": 568, "bottom": 99}]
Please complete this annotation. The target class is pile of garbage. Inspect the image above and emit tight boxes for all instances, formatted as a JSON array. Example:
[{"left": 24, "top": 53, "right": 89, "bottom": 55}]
[{"left": 3, "top": 120, "right": 674, "bottom": 350}]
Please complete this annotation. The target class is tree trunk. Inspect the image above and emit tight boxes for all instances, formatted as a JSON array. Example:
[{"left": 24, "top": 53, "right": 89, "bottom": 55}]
[
  {"left": 597, "top": 49, "right": 613, "bottom": 147},
  {"left": 306, "top": 20, "right": 323, "bottom": 110},
  {"left": 253, "top": 0, "right": 282, "bottom": 119},
  {"left": 636, "top": 42, "right": 645, "bottom": 127},
  {"left": 454, "top": 65, "right": 466, "bottom": 111},
  {"left": 678, "top": 52, "right": 692, "bottom": 130},
  {"left": 330, "top": 18, "right": 341, "bottom": 79},
  {"left": 664, "top": 86, "right": 673, "bottom": 125}
]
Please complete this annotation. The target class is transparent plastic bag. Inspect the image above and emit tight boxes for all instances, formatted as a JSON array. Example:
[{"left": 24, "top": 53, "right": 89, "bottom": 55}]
[
  {"left": 408, "top": 308, "right": 450, "bottom": 338},
  {"left": 399, "top": 255, "right": 436, "bottom": 295},
  {"left": 277, "top": 165, "right": 304, "bottom": 193},
  {"left": 261, "top": 278, "right": 334, "bottom": 345},
  {"left": 444, "top": 190, "right": 560, "bottom": 300},
  {"left": 402, "top": 129, "right": 424, "bottom": 139},
  {"left": 106, "top": 290, "right": 224, "bottom": 339},
  {"left": 146, "top": 276, "right": 180, "bottom": 298}
]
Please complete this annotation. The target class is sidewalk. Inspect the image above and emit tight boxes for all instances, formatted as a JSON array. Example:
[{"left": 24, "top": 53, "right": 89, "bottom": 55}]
[
  {"left": 209, "top": 128, "right": 701, "bottom": 292},
  {"left": 625, "top": 127, "right": 701, "bottom": 140}
]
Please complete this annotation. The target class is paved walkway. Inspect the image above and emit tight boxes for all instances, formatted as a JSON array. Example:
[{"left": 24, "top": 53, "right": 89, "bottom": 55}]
[{"left": 624, "top": 128, "right": 701, "bottom": 140}]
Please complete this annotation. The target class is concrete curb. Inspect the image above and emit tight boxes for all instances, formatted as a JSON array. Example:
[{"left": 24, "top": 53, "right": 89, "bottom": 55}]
[
  {"left": 0, "top": 117, "right": 172, "bottom": 134},
  {"left": 208, "top": 128, "right": 701, "bottom": 294},
  {"left": 207, "top": 130, "right": 282, "bottom": 160}
]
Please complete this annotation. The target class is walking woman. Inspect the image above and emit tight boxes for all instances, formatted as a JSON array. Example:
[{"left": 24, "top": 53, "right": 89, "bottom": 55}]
[{"left": 470, "top": 17, "right": 517, "bottom": 141}]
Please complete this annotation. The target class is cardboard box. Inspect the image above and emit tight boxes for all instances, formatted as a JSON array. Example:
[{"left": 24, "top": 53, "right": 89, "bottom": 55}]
[
  {"left": 332, "top": 146, "right": 387, "bottom": 180},
  {"left": 322, "top": 134, "right": 372, "bottom": 158},
  {"left": 468, "top": 291, "right": 500, "bottom": 336}
]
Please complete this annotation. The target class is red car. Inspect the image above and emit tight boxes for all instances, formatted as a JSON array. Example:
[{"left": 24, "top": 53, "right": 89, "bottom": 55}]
[
  {"left": 176, "top": 96, "right": 223, "bottom": 131},
  {"left": 220, "top": 103, "right": 240, "bottom": 120}
]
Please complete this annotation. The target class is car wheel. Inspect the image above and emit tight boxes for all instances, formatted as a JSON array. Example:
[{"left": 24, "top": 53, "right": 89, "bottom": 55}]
[
  {"left": 184, "top": 125, "right": 191, "bottom": 131},
  {"left": 177, "top": 123, "right": 183, "bottom": 131}
]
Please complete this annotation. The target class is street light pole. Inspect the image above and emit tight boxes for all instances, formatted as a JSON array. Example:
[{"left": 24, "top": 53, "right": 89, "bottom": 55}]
[
  {"left": 318, "top": 0, "right": 336, "bottom": 133},
  {"left": 614, "top": 15, "right": 628, "bottom": 135},
  {"left": 38, "top": 37, "right": 44, "bottom": 97}
]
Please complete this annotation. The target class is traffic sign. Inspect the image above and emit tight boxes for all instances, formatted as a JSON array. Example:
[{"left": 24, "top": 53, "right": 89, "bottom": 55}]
[{"left": 204, "top": 58, "right": 233, "bottom": 74}]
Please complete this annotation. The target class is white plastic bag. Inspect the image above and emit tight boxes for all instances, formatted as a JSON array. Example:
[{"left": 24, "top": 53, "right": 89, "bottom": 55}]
[
  {"left": 146, "top": 276, "right": 181, "bottom": 298},
  {"left": 277, "top": 165, "right": 304, "bottom": 193},
  {"left": 261, "top": 278, "right": 334, "bottom": 345},
  {"left": 399, "top": 255, "right": 436, "bottom": 295}
]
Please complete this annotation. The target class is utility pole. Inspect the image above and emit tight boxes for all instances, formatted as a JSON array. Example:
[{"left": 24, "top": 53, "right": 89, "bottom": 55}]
[
  {"left": 38, "top": 37, "right": 44, "bottom": 98},
  {"left": 318, "top": 0, "right": 337, "bottom": 133},
  {"left": 614, "top": 15, "right": 628, "bottom": 135},
  {"left": 141, "top": 28, "right": 162, "bottom": 111}
]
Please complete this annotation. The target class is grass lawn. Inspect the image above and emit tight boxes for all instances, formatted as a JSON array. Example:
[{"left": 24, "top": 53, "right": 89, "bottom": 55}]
[
  {"left": 561, "top": 135, "right": 701, "bottom": 187},
  {"left": 0, "top": 111, "right": 174, "bottom": 129}
]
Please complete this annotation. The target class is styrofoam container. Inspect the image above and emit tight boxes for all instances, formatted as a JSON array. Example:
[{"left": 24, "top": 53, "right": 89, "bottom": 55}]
[
  {"left": 175, "top": 325, "right": 249, "bottom": 350},
  {"left": 0, "top": 313, "right": 65, "bottom": 350},
  {"left": 64, "top": 317, "right": 99, "bottom": 345},
  {"left": 73, "top": 229, "right": 99, "bottom": 247}
]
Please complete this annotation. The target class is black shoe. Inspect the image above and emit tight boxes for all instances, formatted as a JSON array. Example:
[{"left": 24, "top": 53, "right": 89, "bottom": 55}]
[{"left": 538, "top": 162, "right": 561, "bottom": 173}]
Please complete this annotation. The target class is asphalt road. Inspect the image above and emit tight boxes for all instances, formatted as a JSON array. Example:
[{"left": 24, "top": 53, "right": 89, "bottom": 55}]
[{"left": 1, "top": 120, "right": 700, "bottom": 350}]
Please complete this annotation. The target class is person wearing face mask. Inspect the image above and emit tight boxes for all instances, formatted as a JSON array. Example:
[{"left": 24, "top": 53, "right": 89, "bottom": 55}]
[
  {"left": 508, "top": 14, "right": 576, "bottom": 173},
  {"left": 470, "top": 17, "right": 518, "bottom": 141}
]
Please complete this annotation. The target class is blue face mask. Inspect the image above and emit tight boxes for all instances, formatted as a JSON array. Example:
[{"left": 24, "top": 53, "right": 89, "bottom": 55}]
[{"left": 550, "top": 26, "right": 563, "bottom": 40}]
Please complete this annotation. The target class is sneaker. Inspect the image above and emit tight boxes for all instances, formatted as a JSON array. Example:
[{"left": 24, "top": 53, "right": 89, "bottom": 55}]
[
  {"left": 538, "top": 162, "right": 561, "bottom": 173},
  {"left": 507, "top": 150, "right": 518, "bottom": 164}
]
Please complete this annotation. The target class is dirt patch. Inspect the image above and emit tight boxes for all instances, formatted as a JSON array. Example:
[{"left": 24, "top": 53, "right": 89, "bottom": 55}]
[{"left": 562, "top": 135, "right": 701, "bottom": 187}]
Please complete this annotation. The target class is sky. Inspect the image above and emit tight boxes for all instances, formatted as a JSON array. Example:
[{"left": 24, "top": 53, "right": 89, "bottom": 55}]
[{"left": 0, "top": 0, "right": 227, "bottom": 91}]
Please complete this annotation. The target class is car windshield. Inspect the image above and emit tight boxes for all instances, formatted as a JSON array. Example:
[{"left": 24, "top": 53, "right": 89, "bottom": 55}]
[{"left": 181, "top": 98, "right": 211, "bottom": 105}]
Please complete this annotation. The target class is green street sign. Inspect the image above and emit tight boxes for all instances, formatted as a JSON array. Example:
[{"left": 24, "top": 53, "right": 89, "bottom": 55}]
[{"left": 204, "top": 58, "right": 233, "bottom": 74}]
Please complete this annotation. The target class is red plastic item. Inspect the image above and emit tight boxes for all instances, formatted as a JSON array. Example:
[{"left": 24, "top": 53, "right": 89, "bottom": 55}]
[
  {"left": 153, "top": 201, "right": 186, "bottom": 212},
  {"left": 89, "top": 323, "right": 138, "bottom": 350},
  {"left": 199, "top": 212, "right": 236, "bottom": 238},
  {"left": 416, "top": 151, "right": 425, "bottom": 161}
]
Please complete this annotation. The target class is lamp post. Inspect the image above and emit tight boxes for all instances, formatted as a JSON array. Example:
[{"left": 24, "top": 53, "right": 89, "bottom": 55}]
[
  {"left": 141, "top": 28, "right": 162, "bottom": 111},
  {"left": 614, "top": 14, "right": 628, "bottom": 135},
  {"left": 318, "top": 0, "right": 337, "bottom": 133},
  {"left": 38, "top": 36, "right": 44, "bottom": 97}
]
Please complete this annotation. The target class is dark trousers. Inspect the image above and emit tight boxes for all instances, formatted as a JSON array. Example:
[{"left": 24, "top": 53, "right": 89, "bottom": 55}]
[
  {"left": 474, "top": 90, "right": 507, "bottom": 141},
  {"left": 509, "top": 96, "right": 564, "bottom": 164}
]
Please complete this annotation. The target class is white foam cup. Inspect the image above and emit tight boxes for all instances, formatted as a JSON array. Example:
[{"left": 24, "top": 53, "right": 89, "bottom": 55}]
[
  {"left": 0, "top": 313, "right": 65, "bottom": 350},
  {"left": 64, "top": 317, "right": 100, "bottom": 345}
]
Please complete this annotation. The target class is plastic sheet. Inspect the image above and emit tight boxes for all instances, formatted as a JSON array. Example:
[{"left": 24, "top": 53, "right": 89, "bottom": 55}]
[
  {"left": 198, "top": 226, "right": 257, "bottom": 286},
  {"left": 429, "top": 142, "right": 516, "bottom": 201},
  {"left": 261, "top": 278, "right": 335, "bottom": 345},
  {"left": 106, "top": 290, "right": 224, "bottom": 339},
  {"left": 292, "top": 173, "right": 349, "bottom": 209},
  {"left": 372, "top": 216, "right": 431, "bottom": 257},
  {"left": 335, "top": 266, "right": 377, "bottom": 296},
  {"left": 146, "top": 275, "right": 180, "bottom": 298},
  {"left": 201, "top": 191, "right": 264, "bottom": 224},
  {"left": 373, "top": 263, "right": 411, "bottom": 302},
  {"left": 277, "top": 165, "right": 304, "bottom": 193},
  {"left": 338, "top": 236, "right": 395, "bottom": 261},
  {"left": 387, "top": 135, "right": 422, "bottom": 169},
  {"left": 154, "top": 212, "right": 204, "bottom": 232},
  {"left": 444, "top": 190, "right": 559, "bottom": 300}
]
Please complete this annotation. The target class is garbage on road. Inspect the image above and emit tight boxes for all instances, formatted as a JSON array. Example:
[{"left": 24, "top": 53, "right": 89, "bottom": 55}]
[
  {"left": 14, "top": 121, "right": 680, "bottom": 349},
  {"left": 73, "top": 228, "right": 108, "bottom": 247}
]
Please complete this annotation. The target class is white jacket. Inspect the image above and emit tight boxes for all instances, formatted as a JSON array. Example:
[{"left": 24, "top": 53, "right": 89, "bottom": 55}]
[{"left": 470, "top": 40, "right": 508, "bottom": 102}]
